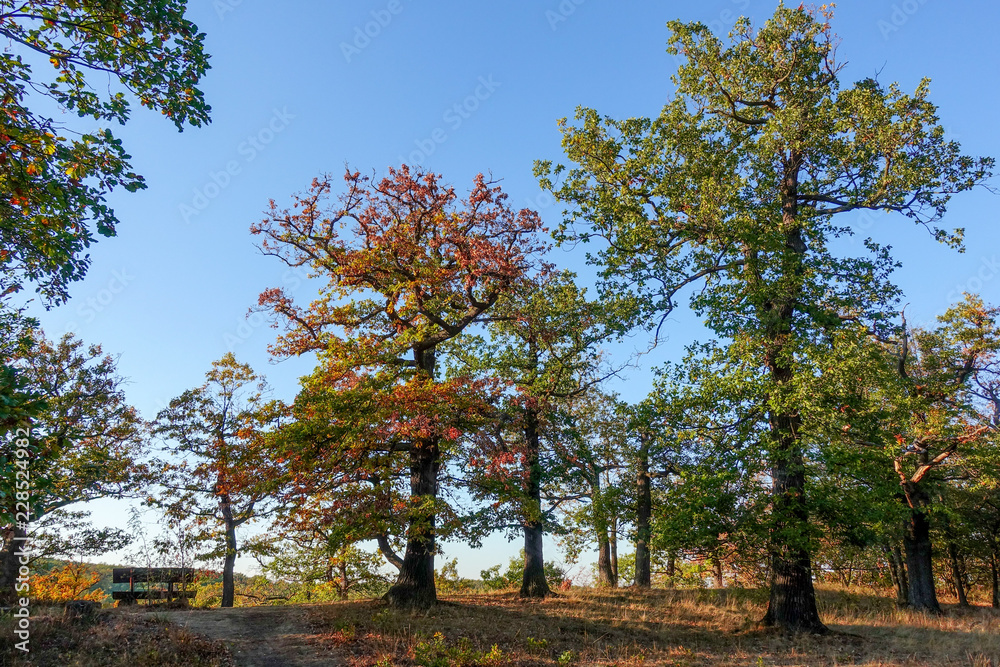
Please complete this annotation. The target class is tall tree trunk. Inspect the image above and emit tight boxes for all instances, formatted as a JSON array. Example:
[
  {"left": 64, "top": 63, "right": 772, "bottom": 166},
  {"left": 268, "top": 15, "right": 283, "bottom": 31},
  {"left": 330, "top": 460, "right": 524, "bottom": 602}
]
[
  {"left": 902, "top": 494, "right": 941, "bottom": 613},
  {"left": 885, "top": 543, "right": 909, "bottom": 607},
  {"left": 338, "top": 559, "right": 349, "bottom": 600},
  {"left": 0, "top": 523, "right": 28, "bottom": 606},
  {"left": 634, "top": 433, "right": 652, "bottom": 588},
  {"left": 760, "top": 410, "right": 825, "bottom": 632},
  {"left": 758, "top": 165, "right": 826, "bottom": 634},
  {"left": 991, "top": 550, "right": 999, "bottom": 609},
  {"left": 219, "top": 495, "right": 237, "bottom": 608},
  {"left": 592, "top": 470, "right": 616, "bottom": 587},
  {"left": 520, "top": 407, "right": 550, "bottom": 598},
  {"left": 522, "top": 521, "right": 548, "bottom": 597},
  {"left": 713, "top": 556, "right": 724, "bottom": 589},
  {"left": 947, "top": 541, "right": 969, "bottom": 607},
  {"left": 610, "top": 516, "right": 619, "bottom": 584},
  {"left": 667, "top": 551, "right": 676, "bottom": 581},
  {"left": 597, "top": 532, "right": 615, "bottom": 587},
  {"left": 384, "top": 439, "right": 439, "bottom": 608}
]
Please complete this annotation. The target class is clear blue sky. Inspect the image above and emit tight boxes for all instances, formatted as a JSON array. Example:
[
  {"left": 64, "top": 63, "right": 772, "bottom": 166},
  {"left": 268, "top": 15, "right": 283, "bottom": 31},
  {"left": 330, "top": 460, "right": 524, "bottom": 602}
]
[{"left": 26, "top": 1, "right": 1000, "bottom": 577}]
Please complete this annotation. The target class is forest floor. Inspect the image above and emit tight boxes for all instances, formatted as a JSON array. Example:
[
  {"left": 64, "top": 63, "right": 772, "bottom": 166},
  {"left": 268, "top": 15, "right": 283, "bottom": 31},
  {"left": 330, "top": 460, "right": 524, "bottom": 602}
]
[
  {"left": 304, "top": 587, "right": 1000, "bottom": 667},
  {"left": 0, "top": 604, "right": 234, "bottom": 666},
  {"left": 155, "top": 604, "right": 339, "bottom": 666},
  {"left": 2, "top": 587, "right": 998, "bottom": 666}
]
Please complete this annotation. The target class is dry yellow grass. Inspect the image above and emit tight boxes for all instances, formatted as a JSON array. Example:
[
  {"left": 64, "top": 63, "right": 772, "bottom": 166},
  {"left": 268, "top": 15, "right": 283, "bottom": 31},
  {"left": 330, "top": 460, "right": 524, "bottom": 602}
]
[
  {"left": 305, "top": 586, "right": 1000, "bottom": 666},
  {"left": 0, "top": 605, "right": 234, "bottom": 667}
]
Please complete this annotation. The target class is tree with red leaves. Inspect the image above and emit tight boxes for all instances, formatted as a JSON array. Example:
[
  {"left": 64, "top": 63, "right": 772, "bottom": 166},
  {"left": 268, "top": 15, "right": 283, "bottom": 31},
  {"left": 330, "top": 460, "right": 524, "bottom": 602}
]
[
  {"left": 450, "top": 271, "right": 615, "bottom": 598},
  {"left": 253, "top": 165, "right": 548, "bottom": 607}
]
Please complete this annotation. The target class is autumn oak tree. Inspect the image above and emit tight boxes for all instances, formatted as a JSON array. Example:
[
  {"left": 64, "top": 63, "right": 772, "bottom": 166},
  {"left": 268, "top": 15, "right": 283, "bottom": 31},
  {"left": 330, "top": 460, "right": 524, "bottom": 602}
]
[
  {"left": 151, "top": 353, "right": 281, "bottom": 608},
  {"left": 875, "top": 298, "right": 997, "bottom": 611},
  {"left": 253, "top": 166, "right": 547, "bottom": 607},
  {"left": 537, "top": 5, "right": 992, "bottom": 631}
]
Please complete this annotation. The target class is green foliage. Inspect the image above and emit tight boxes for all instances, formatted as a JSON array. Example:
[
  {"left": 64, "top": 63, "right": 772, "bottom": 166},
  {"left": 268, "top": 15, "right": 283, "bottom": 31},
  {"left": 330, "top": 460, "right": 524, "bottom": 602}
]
[
  {"left": 446, "top": 271, "right": 610, "bottom": 547},
  {"left": 435, "top": 558, "right": 479, "bottom": 594},
  {"left": 479, "top": 552, "right": 564, "bottom": 591},
  {"left": 30, "top": 509, "right": 132, "bottom": 563},
  {"left": 557, "top": 649, "right": 577, "bottom": 666},
  {"left": 0, "top": 0, "right": 211, "bottom": 303},
  {"left": 150, "top": 355, "right": 281, "bottom": 592},
  {"left": 525, "top": 637, "right": 548, "bottom": 654},
  {"left": 413, "top": 632, "right": 505, "bottom": 667},
  {"left": 536, "top": 3, "right": 993, "bottom": 625},
  {"left": 252, "top": 535, "right": 393, "bottom": 602},
  {"left": 1, "top": 330, "right": 148, "bottom": 526},
  {"left": 646, "top": 344, "right": 770, "bottom": 577}
]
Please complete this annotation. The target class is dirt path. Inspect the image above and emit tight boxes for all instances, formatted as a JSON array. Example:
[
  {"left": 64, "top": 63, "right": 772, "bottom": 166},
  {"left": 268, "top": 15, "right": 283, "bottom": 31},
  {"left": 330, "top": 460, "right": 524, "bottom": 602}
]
[{"left": 156, "top": 605, "right": 341, "bottom": 666}]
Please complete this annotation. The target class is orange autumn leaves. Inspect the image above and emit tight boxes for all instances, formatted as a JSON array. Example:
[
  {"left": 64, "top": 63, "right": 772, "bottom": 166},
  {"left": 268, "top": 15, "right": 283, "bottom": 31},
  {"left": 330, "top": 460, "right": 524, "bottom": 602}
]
[
  {"left": 32, "top": 563, "right": 104, "bottom": 604},
  {"left": 251, "top": 167, "right": 551, "bottom": 596},
  {"left": 253, "top": 166, "right": 550, "bottom": 457},
  {"left": 252, "top": 166, "right": 549, "bottom": 360}
]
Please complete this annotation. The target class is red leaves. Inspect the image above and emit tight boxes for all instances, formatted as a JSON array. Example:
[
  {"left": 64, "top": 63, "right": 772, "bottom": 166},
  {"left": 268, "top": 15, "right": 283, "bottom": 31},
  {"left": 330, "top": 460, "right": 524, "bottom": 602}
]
[
  {"left": 255, "top": 165, "right": 551, "bottom": 541},
  {"left": 253, "top": 164, "right": 550, "bottom": 360}
]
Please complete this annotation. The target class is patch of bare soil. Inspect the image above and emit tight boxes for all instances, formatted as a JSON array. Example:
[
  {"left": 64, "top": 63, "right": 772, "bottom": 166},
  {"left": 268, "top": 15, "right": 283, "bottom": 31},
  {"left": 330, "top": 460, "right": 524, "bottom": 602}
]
[{"left": 156, "top": 605, "right": 342, "bottom": 667}]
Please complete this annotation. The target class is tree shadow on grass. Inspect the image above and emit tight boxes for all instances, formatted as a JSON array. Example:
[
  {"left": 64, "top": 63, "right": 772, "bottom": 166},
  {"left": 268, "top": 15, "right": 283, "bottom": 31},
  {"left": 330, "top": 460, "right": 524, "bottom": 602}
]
[{"left": 305, "top": 588, "right": 1000, "bottom": 666}]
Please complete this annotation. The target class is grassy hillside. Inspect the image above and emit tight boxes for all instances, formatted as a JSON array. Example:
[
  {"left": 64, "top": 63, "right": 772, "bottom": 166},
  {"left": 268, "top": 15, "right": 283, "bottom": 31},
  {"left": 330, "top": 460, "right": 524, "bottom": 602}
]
[
  {"left": 4, "top": 586, "right": 997, "bottom": 665},
  {"left": 307, "top": 587, "right": 999, "bottom": 666}
]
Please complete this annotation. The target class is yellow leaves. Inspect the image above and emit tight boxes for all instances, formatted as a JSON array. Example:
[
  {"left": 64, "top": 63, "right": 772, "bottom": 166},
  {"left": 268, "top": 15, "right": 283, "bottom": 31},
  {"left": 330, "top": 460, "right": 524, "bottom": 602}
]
[{"left": 31, "top": 563, "right": 105, "bottom": 603}]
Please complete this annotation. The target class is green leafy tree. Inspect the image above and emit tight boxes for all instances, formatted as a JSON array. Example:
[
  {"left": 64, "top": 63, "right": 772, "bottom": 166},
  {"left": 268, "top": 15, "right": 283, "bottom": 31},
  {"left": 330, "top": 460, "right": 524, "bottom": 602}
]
[
  {"left": 647, "top": 342, "right": 772, "bottom": 590},
  {"left": 248, "top": 532, "right": 392, "bottom": 602},
  {"left": 552, "top": 390, "right": 630, "bottom": 588},
  {"left": 890, "top": 300, "right": 1000, "bottom": 611},
  {"left": 0, "top": 331, "right": 147, "bottom": 604},
  {"left": 151, "top": 354, "right": 282, "bottom": 608},
  {"left": 480, "top": 551, "right": 565, "bottom": 592},
  {"left": 449, "top": 271, "right": 611, "bottom": 598},
  {"left": 835, "top": 298, "right": 1000, "bottom": 611},
  {"left": 536, "top": 5, "right": 991, "bottom": 631},
  {"left": 787, "top": 295, "right": 1000, "bottom": 611},
  {"left": 0, "top": 0, "right": 210, "bottom": 304}
]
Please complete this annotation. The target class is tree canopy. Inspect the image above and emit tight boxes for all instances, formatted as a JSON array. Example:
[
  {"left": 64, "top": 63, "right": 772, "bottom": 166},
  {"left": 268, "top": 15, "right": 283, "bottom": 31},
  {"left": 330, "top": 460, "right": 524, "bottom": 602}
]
[
  {"left": 536, "top": 3, "right": 992, "bottom": 631},
  {"left": 0, "top": 0, "right": 210, "bottom": 304}
]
